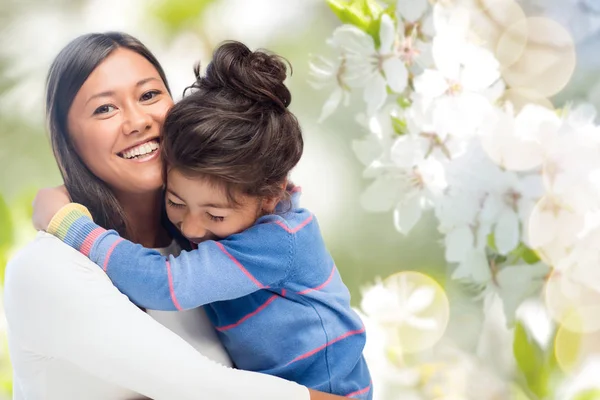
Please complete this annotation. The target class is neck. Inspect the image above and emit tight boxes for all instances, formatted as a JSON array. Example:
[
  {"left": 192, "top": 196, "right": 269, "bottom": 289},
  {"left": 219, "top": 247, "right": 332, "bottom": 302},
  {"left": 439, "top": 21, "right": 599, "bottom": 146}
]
[{"left": 116, "top": 190, "right": 171, "bottom": 248}]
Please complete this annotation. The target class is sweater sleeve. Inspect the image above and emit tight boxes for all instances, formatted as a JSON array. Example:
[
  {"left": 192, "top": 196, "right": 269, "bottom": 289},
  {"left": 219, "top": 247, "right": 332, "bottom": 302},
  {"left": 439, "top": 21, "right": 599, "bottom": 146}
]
[
  {"left": 47, "top": 203, "right": 295, "bottom": 311},
  {"left": 4, "top": 232, "right": 310, "bottom": 400}
]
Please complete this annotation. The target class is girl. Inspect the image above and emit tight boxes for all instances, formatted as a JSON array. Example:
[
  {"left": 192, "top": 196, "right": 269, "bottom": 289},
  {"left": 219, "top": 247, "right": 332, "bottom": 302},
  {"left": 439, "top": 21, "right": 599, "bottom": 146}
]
[{"left": 34, "top": 41, "right": 372, "bottom": 399}]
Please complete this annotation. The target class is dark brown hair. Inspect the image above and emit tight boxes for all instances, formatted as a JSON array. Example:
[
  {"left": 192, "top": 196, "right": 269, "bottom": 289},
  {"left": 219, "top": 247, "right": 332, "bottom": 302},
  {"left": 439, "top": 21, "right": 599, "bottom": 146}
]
[
  {"left": 162, "top": 40, "right": 303, "bottom": 207},
  {"left": 46, "top": 32, "right": 171, "bottom": 236}
]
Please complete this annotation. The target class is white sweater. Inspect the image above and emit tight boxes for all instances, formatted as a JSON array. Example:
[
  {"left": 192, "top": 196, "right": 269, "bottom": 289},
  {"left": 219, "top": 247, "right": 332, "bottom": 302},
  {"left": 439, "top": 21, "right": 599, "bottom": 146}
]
[{"left": 4, "top": 232, "right": 309, "bottom": 400}]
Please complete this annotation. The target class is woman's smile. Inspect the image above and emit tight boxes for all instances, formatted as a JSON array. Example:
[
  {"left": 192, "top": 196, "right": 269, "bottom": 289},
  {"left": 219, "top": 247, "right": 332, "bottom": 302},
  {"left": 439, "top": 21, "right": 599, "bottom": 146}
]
[{"left": 117, "top": 137, "right": 161, "bottom": 163}]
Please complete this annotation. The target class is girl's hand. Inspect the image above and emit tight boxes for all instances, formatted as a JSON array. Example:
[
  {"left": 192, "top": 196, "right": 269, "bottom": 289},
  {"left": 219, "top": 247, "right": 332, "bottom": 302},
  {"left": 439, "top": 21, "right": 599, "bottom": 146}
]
[{"left": 32, "top": 185, "right": 72, "bottom": 231}]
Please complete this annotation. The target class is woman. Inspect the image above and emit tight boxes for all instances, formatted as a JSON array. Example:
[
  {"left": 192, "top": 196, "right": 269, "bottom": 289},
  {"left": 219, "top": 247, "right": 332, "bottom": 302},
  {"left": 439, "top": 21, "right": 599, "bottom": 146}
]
[{"left": 3, "top": 32, "right": 343, "bottom": 400}]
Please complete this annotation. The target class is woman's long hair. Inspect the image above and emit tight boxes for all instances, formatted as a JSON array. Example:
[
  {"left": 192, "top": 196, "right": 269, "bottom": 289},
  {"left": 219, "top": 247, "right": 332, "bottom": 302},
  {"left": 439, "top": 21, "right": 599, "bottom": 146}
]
[{"left": 46, "top": 32, "right": 171, "bottom": 237}]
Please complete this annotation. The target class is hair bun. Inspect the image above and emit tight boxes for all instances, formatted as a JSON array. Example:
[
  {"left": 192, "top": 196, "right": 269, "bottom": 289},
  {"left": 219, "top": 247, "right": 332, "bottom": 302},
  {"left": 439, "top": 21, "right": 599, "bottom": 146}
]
[{"left": 202, "top": 41, "right": 292, "bottom": 111}]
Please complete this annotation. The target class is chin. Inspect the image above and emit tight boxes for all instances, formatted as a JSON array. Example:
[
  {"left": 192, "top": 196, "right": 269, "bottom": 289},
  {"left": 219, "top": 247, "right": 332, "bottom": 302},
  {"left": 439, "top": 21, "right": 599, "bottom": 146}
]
[{"left": 114, "top": 174, "right": 164, "bottom": 196}]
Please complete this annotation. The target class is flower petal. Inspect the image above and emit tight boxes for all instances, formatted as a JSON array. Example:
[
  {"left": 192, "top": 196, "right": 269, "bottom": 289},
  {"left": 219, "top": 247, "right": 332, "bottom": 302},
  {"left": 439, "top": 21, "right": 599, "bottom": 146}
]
[
  {"left": 360, "top": 177, "right": 402, "bottom": 212},
  {"left": 494, "top": 208, "right": 521, "bottom": 255},
  {"left": 318, "top": 87, "right": 343, "bottom": 122},
  {"left": 444, "top": 226, "right": 474, "bottom": 263},
  {"left": 379, "top": 13, "right": 396, "bottom": 53},
  {"left": 383, "top": 57, "right": 409, "bottom": 93},
  {"left": 406, "top": 286, "right": 435, "bottom": 314},
  {"left": 414, "top": 69, "right": 448, "bottom": 98},
  {"left": 405, "top": 315, "right": 438, "bottom": 330},
  {"left": 364, "top": 73, "right": 388, "bottom": 115},
  {"left": 432, "top": 36, "right": 461, "bottom": 81},
  {"left": 332, "top": 25, "right": 375, "bottom": 55},
  {"left": 393, "top": 195, "right": 422, "bottom": 234},
  {"left": 452, "top": 249, "right": 491, "bottom": 285},
  {"left": 461, "top": 44, "right": 500, "bottom": 92},
  {"left": 396, "top": 0, "right": 429, "bottom": 22}
]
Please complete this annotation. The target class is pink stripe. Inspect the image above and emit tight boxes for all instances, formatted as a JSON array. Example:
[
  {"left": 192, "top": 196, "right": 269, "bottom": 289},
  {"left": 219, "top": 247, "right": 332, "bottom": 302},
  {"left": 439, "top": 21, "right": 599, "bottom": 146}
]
[
  {"left": 80, "top": 228, "right": 105, "bottom": 257},
  {"left": 274, "top": 214, "right": 313, "bottom": 234},
  {"left": 166, "top": 260, "right": 183, "bottom": 311},
  {"left": 290, "top": 186, "right": 302, "bottom": 193},
  {"left": 216, "top": 294, "right": 279, "bottom": 332},
  {"left": 346, "top": 383, "right": 372, "bottom": 398},
  {"left": 298, "top": 264, "right": 336, "bottom": 295},
  {"left": 215, "top": 242, "right": 265, "bottom": 289},
  {"left": 102, "top": 238, "right": 124, "bottom": 272},
  {"left": 285, "top": 327, "right": 365, "bottom": 366}
]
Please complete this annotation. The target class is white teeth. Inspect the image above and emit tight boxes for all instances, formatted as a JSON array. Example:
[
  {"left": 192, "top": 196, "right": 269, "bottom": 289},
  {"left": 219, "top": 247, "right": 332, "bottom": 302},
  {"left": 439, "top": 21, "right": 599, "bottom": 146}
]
[{"left": 122, "top": 140, "right": 159, "bottom": 159}]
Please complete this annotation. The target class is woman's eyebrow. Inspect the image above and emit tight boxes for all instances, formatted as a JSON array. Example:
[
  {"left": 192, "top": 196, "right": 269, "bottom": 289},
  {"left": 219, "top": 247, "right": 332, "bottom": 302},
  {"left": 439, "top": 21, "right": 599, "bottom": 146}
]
[
  {"left": 136, "top": 77, "right": 161, "bottom": 87},
  {"left": 85, "top": 77, "right": 162, "bottom": 106}
]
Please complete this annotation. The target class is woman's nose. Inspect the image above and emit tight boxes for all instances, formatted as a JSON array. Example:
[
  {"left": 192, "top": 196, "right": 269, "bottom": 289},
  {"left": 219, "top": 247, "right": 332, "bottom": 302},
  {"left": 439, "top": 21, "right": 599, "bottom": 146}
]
[{"left": 122, "top": 104, "right": 153, "bottom": 135}]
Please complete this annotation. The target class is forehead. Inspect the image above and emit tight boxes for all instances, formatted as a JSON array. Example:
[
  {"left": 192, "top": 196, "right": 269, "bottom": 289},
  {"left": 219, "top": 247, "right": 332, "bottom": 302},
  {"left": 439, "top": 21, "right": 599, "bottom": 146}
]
[
  {"left": 76, "top": 47, "right": 162, "bottom": 97},
  {"left": 168, "top": 169, "right": 228, "bottom": 197}
]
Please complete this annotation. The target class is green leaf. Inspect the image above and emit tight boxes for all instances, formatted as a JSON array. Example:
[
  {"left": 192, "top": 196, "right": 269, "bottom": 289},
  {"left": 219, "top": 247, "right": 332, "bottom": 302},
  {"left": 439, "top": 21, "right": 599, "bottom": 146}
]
[
  {"left": 396, "top": 96, "right": 412, "bottom": 109},
  {"left": 326, "top": 0, "right": 371, "bottom": 30},
  {"left": 391, "top": 116, "right": 408, "bottom": 136},
  {"left": 513, "top": 320, "right": 557, "bottom": 399},
  {"left": 487, "top": 232, "right": 498, "bottom": 252},
  {"left": 148, "top": 0, "right": 218, "bottom": 34},
  {"left": 510, "top": 243, "right": 542, "bottom": 264},
  {"left": 326, "top": 0, "right": 387, "bottom": 45},
  {"left": 509, "top": 384, "right": 533, "bottom": 400},
  {"left": 573, "top": 389, "right": 600, "bottom": 400}
]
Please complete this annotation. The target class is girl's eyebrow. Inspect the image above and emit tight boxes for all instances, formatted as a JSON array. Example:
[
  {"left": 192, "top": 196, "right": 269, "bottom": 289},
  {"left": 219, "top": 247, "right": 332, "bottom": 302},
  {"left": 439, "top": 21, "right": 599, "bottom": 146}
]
[
  {"left": 167, "top": 188, "right": 230, "bottom": 209},
  {"left": 166, "top": 188, "right": 185, "bottom": 202},
  {"left": 197, "top": 201, "right": 231, "bottom": 209}
]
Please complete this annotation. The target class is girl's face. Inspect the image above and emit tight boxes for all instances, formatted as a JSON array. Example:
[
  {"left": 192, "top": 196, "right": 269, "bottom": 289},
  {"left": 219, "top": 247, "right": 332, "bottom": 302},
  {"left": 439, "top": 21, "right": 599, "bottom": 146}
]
[
  {"left": 67, "top": 48, "right": 173, "bottom": 197},
  {"left": 165, "top": 169, "right": 276, "bottom": 243}
]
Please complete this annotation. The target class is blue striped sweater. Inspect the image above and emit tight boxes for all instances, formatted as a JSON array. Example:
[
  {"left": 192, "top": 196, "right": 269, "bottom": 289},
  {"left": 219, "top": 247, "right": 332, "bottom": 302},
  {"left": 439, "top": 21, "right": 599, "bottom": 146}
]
[{"left": 47, "top": 190, "right": 372, "bottom": 399}]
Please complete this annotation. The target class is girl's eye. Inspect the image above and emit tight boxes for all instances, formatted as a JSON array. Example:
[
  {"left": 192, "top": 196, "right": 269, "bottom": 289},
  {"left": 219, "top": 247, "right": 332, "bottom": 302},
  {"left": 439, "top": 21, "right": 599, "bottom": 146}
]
[
  {"left": 140, "top": 90, "right": 161, "bottom": 102},
  {"left": 207, "top": 213, "right": 225, "bottom": 222},
  {"left": 167, "top": 199, "right": 186, "bottom": 209},
  {"left": 93, "top": 104, "right": 116, "bottom": 115}
]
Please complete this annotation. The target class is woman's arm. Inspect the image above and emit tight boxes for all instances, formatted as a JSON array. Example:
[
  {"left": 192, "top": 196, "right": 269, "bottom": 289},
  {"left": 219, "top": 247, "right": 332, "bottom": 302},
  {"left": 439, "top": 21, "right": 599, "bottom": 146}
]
[{"left": 4, "top": 233, "right": 310, "bottom": 400}]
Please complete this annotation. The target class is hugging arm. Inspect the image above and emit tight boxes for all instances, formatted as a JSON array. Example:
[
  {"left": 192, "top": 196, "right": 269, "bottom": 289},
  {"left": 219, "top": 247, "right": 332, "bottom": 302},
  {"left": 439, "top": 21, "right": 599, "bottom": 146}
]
[{"left": 46, "top": 204, "right": 293, "bottom": 311}]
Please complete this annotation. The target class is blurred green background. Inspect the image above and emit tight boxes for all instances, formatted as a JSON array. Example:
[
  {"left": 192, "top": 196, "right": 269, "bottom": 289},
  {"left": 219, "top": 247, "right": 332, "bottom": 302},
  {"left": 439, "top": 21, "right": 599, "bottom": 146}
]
[{"left": 2, "top": 0, "right": 600, "bottom": 397}]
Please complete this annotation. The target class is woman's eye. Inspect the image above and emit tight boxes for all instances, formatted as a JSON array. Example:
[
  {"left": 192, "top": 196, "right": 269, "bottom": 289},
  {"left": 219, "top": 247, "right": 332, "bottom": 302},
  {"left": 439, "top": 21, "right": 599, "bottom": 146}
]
[
  {"left": 140, "top": 90, "right": 161, "bottom": 102},
  {"left": 167, "top": 199, "right": 186, "bottom": 209},
  {"left": 207, "top": 213, "right": 225, "bottom": 222},
  {"left": 93, "top": 104, "right": 116, "bottom": 115}
]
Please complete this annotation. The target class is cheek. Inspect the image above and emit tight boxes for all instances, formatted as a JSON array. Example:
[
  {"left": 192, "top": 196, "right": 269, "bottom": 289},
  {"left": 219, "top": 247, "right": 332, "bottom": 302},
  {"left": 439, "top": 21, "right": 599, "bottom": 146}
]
[
  {"left": 166, "top": 207, "right": 183, "bottom": 227},
  {"left": 72, "top": 120, "right": 120, "bottom": 176},
  {"left": 152, "top": 98, "right": 174, "bottom": 125}
]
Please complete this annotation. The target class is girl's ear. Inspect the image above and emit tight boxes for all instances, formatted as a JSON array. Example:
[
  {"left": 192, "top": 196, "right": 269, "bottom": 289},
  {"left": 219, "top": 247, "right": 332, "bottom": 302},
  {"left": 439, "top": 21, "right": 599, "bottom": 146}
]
[
  {"left": 261, "top": 180, "right": 288, "bottom": 213},
  {"left": 261, "top": 195, "right": 280, "bottom": 213}
]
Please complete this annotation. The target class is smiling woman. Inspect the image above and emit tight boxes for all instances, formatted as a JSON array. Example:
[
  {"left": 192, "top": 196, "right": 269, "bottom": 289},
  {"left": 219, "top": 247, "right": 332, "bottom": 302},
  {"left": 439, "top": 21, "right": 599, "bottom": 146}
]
[{"left": 48, "top": 39, "right": 172, "bottom": 242}]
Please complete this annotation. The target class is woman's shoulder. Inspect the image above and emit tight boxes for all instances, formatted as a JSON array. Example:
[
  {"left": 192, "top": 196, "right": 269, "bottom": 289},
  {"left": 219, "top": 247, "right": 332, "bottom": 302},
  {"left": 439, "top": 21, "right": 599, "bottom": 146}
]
[
  {"left": 5, "top": 232, "right": 109, "bottom": 300},
  {"left": 8, "top": 231, "right": 100, "bottom": 269}
]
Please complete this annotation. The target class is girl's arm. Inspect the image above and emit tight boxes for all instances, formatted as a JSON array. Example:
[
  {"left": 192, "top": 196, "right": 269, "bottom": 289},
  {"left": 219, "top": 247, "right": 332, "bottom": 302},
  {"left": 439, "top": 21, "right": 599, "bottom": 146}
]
[
  {"left": 46, "top": 203, "right": 295, "bottom": 310},
  {"left": 4, "top": 233, "right": 311, "bottom": 400}
]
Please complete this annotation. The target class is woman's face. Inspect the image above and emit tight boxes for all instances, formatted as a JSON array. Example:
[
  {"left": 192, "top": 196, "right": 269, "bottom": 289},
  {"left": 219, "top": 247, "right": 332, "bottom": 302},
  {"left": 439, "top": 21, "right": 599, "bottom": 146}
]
[{"left": 67, "top": 48, "right": 173, "bottom": 197}]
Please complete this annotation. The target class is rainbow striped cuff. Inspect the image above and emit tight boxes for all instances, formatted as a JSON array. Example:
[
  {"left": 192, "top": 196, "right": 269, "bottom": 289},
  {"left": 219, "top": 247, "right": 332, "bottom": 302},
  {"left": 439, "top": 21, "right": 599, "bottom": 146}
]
[
  {"left": 47, "top": 203, "right": 112, "bottom": 259},
  {"left": 47, "top": 203, "right": 93, "bottom": 238}
]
